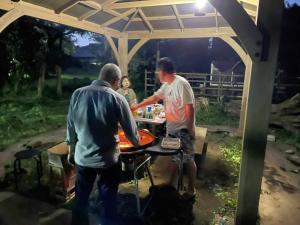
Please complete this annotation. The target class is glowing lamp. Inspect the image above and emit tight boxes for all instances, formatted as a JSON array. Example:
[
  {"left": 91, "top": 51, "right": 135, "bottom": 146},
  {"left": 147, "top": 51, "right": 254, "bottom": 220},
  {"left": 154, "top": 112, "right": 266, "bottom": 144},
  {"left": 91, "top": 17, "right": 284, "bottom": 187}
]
[
  {"left": 195, "top": 0, "right": 207, "bottom": 16},
  {"left": 195, "top": 0, "right": 207, "bottom": 10}
]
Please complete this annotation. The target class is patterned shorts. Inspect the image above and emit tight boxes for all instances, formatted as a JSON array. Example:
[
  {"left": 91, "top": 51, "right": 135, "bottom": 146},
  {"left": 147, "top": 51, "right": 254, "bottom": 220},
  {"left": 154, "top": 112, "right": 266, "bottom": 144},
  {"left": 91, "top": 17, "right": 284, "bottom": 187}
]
[{"left": 169, "top": 129, "right": 194, "bottom": 164}]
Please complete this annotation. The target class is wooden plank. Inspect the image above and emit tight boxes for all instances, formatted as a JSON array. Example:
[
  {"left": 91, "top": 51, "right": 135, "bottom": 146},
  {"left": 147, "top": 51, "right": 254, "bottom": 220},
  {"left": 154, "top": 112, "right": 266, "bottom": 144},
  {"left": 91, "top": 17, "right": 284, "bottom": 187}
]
[{"left": 193, "top": 127, "right": 207, "bottom": 155}]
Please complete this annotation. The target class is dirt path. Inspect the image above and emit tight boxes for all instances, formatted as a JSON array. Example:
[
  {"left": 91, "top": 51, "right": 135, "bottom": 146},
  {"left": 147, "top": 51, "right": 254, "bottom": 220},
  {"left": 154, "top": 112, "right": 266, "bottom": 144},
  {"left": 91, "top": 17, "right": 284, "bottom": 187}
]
[
  {"left": 0, "top": 128, "right": 66, "bottom": 181},
  {"left": 0, "top": 128, "right": 299, "bottom": 225},
  {"left": 260, "top": 142, "right": 300, "bottom": 225}
]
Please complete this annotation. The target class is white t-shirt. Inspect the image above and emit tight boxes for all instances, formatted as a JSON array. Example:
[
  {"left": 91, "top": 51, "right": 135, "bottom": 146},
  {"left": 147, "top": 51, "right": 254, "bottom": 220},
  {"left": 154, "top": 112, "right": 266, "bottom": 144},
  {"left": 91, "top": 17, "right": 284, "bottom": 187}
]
[{"left": 154, "top": 75, "right": 195, "bottom": 135}]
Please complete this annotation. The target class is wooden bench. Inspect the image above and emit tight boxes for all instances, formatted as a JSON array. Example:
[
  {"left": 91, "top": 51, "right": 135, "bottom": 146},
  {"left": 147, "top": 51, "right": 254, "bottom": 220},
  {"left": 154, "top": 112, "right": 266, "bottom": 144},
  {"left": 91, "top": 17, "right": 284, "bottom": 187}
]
[{"left": 193, "top": 127, "right": 208, "bottom": 175}]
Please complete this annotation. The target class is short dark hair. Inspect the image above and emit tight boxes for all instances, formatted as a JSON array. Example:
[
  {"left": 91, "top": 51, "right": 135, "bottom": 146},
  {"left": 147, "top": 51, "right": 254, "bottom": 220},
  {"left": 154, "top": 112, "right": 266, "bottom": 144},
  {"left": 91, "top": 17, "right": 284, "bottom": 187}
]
[
  {"left": 157, "top": 57, "right": 175, "bottom": 74},
  {"left": 120, "top": 76, "right": 131, "bottom": 88}
]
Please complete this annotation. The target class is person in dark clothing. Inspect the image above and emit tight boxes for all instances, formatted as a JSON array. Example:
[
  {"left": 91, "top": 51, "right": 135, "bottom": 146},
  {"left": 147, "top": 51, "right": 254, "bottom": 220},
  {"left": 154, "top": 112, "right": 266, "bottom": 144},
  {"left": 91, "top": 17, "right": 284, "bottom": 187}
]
[{"left": 67, "top": 63, "right": 140, "bottom": 225}]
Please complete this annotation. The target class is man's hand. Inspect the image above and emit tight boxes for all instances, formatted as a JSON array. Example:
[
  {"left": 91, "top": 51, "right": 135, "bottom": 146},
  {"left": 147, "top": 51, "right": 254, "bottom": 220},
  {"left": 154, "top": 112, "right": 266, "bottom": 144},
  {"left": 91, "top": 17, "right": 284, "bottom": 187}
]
[
  {"left": 131, "top": 95, "right": 161, "bottom": 112},
  {"left": 67, "top": 145, "right": 75, "bottom": 167},
  {"left": 130, "top": 103, "right": 139, "bottom": 112}
]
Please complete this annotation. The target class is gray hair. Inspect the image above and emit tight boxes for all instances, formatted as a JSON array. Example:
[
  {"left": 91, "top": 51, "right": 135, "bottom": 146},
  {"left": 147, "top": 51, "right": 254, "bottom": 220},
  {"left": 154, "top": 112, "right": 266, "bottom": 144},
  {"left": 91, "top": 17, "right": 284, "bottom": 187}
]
[{"left": 98, "top": 63, "right": 122, "bottom": 82}]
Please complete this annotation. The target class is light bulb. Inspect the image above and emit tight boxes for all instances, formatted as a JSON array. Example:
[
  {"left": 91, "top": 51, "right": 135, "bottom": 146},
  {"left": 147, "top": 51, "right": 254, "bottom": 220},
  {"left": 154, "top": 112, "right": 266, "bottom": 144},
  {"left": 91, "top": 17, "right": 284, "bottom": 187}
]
[{"left": 195, "top": 0, "right": 207, "bottom": 9}]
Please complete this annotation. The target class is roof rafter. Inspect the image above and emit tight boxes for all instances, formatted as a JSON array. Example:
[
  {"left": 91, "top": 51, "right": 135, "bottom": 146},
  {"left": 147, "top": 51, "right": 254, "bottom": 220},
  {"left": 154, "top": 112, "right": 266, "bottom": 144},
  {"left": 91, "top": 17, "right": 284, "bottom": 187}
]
[
  {"left": 55, "top": 0, "right": 101, "bottom": 14},
  {"left": 104, "top": 0, "right": 195, "bottom": 10},
  {"left": 172, "top": 5, "right": 184, "bottom": 31},
  {"left": 122, "top": 9, "right": 139, "bottom": 32},
  {"left": 127, "top": 27, "right": 236, "bottom": 39},
  {"left": 81, "top": 1, "right": 101, "bottom": 10},
  {"left": 0, "top": 0, "right": 122, "bottom": 37},
  {"left": 78, "top": 9, "right": 100, "bottom": 20},
  {"left": 102, "top": 8, "right": 136, "bottom": 27},
  {"left": 55, "top": 0, "right": 79, "bottom": 14},
  {"left": 138, "top": 8, "right": 154, "bottom": 32}
]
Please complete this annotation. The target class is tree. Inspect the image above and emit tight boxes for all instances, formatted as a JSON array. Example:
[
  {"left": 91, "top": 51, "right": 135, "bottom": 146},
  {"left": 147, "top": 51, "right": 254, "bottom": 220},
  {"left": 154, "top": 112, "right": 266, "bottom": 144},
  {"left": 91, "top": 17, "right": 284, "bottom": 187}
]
[{"left": 0, "top": 16, "right": 81, "bottom": 97}]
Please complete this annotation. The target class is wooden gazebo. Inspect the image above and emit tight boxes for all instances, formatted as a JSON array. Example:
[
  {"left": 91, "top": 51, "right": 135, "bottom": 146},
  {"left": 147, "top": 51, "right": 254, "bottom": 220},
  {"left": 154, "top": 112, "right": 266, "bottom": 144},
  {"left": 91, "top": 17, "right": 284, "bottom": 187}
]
[{"left": 0, "top": 0, "right": 283, "bottom": 224}]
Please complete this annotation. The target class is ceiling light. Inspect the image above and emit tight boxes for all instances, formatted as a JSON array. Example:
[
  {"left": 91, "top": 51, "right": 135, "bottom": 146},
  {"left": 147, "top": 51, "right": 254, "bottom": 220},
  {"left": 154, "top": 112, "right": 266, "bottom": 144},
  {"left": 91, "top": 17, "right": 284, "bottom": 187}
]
[{"left": 195, "top": 0, "right": 207, "bottom": 10}]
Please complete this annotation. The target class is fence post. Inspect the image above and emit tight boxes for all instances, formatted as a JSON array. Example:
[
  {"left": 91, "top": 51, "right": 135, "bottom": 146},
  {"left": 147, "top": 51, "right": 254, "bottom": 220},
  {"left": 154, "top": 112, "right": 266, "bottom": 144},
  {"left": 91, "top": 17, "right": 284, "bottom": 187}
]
[{"left": 144, "top": 69, "right": 147, "bottom": 98}]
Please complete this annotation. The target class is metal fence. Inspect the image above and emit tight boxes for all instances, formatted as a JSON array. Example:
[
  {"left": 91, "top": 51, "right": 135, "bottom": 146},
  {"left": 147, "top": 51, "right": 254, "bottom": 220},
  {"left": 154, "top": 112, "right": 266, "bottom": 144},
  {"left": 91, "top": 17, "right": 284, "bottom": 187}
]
[
  {"left": 144, "top": 70, "right": 300, "bottom": 102},
  {"left": 144, "top": 70, "right": 244, "bottom": 101}
]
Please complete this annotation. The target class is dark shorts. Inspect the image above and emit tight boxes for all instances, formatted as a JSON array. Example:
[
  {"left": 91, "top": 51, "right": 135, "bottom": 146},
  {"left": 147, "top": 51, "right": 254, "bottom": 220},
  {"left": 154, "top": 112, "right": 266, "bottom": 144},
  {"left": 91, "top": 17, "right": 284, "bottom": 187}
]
[{"left": 169, "top": 129, "right": 194, "bottom": 164}]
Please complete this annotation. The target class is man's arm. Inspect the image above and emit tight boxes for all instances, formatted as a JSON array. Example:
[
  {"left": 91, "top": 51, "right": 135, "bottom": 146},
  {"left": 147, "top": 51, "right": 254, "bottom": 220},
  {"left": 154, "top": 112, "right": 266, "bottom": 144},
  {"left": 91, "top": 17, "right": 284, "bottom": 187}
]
[
  {"left": 131, "top": 95, "right": 160, "bottom": 111},
  {"left": 182, "top": 81, "right": 196, "bottom": 138},
  {"left": 185, "top": 104, "right": 195, "bottom": 138},
  {"left": 118, "top": 97, "right": 140, "bottom": 147},
  {"left": 66, "top": 95, "right": 77, "bottom": 165}
]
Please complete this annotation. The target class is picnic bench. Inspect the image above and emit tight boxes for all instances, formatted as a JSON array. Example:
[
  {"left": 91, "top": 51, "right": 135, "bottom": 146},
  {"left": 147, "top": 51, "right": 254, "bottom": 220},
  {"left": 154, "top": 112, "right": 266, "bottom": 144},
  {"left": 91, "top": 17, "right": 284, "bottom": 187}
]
[{"left": 193, "top": 127, "right": 208, "bottom": 176}]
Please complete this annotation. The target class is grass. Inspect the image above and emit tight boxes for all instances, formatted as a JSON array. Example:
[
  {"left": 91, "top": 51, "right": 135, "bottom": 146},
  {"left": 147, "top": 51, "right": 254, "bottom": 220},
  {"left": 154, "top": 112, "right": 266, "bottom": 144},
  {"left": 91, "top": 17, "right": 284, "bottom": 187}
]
[
  {"left": 0, "top": 96, "right": 69, "bottom": 150},
  {"left": 274, "top": 129, "right": 300, "bottom": 150},
  {"left": 0, "top": 75, "right": 94, "bottom": 151},
  {"left": 196, "top": 103, "right": 239, "bottom": 128},
  {"left": 208, "top": 133, "right": 242, "bottom": 217}
]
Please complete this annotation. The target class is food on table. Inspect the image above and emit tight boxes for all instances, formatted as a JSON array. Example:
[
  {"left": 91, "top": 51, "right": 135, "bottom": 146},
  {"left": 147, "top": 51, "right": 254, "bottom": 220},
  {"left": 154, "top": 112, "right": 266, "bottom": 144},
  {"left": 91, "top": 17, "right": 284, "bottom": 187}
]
[{"left": 118, "top": 129, "right": 155, "bottom": 152}]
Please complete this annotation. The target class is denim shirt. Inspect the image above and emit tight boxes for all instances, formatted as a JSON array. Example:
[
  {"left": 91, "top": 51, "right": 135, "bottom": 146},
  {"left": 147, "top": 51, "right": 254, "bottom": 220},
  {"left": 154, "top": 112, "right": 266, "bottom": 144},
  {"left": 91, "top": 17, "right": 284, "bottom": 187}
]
[{"left": 66, "top": 80, "right": 139, "bottom": 168}]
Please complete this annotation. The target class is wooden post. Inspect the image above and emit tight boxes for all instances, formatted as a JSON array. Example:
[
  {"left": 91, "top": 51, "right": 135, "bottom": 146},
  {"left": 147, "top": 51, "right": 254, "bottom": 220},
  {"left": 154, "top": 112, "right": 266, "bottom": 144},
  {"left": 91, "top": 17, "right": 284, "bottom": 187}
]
[
  {"left": 238, "top": 58, "right": 251, "bottom": 136},
  {"left": 235, "top": 1, "right": 283, "bottom": 225},
  {"left": 144, "top": 69, "right": 147, "bottom": 98},
  {"left": 118, "top": 36, "right": 128, "bottom": 76}
]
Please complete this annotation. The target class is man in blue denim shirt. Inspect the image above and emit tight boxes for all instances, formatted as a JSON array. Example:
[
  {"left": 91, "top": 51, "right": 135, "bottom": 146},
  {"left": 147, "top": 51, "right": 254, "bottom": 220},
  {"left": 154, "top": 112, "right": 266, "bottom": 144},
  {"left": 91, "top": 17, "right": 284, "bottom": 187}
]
[{"left": 66, "top": 63, "right": 139, "bottom": 225}]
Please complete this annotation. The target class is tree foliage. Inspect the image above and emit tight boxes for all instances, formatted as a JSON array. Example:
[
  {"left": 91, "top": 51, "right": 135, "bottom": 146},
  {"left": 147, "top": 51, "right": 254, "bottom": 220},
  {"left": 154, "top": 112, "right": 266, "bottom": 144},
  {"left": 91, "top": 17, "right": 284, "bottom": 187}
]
[{"left": 0, "top": 16, "right": 83, "bottom": 96}]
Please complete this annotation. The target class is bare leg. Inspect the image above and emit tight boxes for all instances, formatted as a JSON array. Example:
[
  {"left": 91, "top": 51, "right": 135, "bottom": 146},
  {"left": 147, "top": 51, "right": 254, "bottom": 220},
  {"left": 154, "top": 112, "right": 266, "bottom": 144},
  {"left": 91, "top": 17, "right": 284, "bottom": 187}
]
[
  {"left": 186, "top": 160, "right": 197, "bottom": 194},
  {"left": 168, "top": 161, "right": 179, "bottom": 189}
]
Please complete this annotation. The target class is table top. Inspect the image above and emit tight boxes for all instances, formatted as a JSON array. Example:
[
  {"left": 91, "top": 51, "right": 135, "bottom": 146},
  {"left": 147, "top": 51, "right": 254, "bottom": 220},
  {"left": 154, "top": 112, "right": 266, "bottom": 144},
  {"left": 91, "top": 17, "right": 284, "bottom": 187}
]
[
  {"left": 14, "top": 149, "right": 41, "bottom": 159},
  {"left": 135, "top": 117, "right": 166, "bottom": 125},
  {"left": 48, "top": 142, "right": 68, "bottom": 155}
]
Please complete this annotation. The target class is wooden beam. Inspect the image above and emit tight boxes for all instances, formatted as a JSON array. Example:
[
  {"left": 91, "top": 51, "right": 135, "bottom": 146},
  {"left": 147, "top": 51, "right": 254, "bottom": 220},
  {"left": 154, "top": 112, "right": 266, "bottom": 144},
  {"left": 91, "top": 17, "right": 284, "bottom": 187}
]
[
  {"left": 238, "top": 0, "right": 258, "bottom": 7},
  {"left": 78, "top": 9, "right": 100, "bottom": 21},
  {"left": 104, "top": 0, "right": 195, "bottom": 10},
  {"left": 127, "top": 27, "right": 236, "bottom": 39},
  {"left": 104, "top": 34, "right": 120, "bottom": 63},
  {"left": 104, "top": 9, "right": 124, "bottom": 17},
  {"left": 122, "top": 9, "right": 139, "bottom": 32},
  {"left": 172, "top": 5, "right": 184, "bottom": 31},
  {"left": 235, "top": 0, "right": 284, "bottom": 224},
  {"left": 55, "top": 0, "right": 79, "bottom": 14},
  {"left": 0, "top": 8, "right": 23, "bottom": 33},
  {"left": 118, "top": 37, "right": 129, "bottom": 75},
  {"left": 128, "top": 38, "right": 150, "bottom": 63},
  {"left": 81, "top": 0, "right": 101, "bottom": 10},
  {"left": 208, "top": 0, "right": 262, "bottom": 61},
  {"left": 0, "top": 1, "right": 121, "bottom": 38},
  {"left": 132, "top": 12, "right": 219, "bottom": 21},
  {"left": 138, "top": 8, "right": 154, "bottom": 32},
  {"left": 220, "top": 36, "right": 247, "bottom": 64},
  {"left": 102, "top": 8, "right": 136, "bottom": 27},
  {"left": 101, "top": 0, "right": 120, "bottom": 8},
  {"left": 55, "top": 0, "right": 101, "bottom": 14},
  {"left": 214, "top": 9, "right": 219, "bottom": 30}
]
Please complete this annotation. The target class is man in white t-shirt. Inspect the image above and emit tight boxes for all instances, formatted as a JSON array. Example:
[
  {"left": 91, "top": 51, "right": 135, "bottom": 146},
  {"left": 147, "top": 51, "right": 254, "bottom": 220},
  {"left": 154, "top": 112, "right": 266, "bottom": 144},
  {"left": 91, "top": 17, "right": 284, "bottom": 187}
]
[{"left": 131, "top": 57, "right": 197, "bottom": 198}]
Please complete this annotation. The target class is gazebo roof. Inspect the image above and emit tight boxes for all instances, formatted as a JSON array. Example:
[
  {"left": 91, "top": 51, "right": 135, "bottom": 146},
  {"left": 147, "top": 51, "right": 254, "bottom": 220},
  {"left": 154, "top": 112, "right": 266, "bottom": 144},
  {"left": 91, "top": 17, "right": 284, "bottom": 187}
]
[
  {"left": 0, "top": 1, "right": 285, "bottom": 225},
  {"left": 0, "top": 0, "right": 258, "bottom": 39}
]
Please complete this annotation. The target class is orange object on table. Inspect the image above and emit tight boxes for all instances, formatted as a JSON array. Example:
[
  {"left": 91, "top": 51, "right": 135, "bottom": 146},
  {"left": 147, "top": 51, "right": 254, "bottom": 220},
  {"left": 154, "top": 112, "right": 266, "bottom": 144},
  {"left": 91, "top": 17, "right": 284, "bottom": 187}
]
[{"left": 118, "top": 129, "right": 155, "bottom": 152}]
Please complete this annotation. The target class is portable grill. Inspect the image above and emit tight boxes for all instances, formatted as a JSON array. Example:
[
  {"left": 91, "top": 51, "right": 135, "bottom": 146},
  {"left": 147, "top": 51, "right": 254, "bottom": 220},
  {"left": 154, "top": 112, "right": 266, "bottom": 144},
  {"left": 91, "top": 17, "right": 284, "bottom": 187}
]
[
  {"left": 118, "top": 129, "right": 184, "bottom": 216},
  {"left": 47, "top": 129, "right": 183, "bottom": 215}
]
